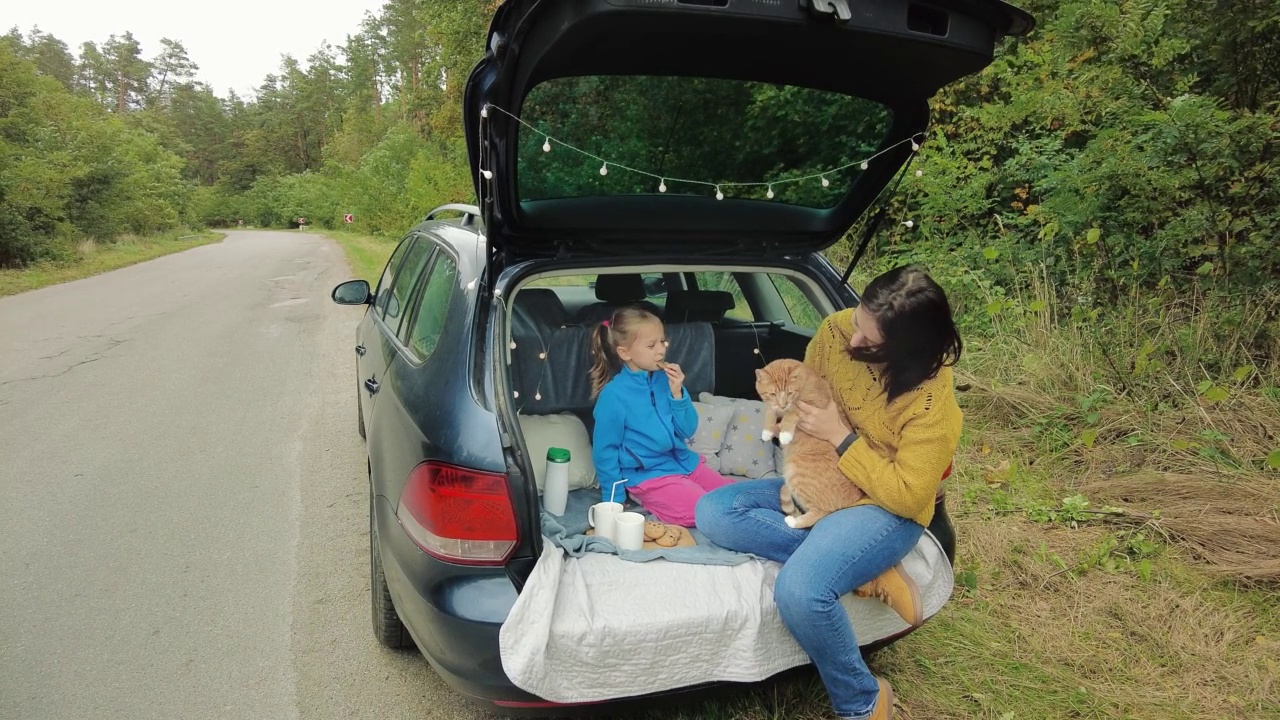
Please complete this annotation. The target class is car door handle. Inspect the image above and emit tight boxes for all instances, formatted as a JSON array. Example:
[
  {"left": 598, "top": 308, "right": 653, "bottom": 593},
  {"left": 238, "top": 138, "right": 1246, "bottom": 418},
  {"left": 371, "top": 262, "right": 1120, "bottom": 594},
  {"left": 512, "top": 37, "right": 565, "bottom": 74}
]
[
  {"left": 355, "top": 344, "right": 366, "bottom": 356},
  {"left": 364, "top": 378, "right": 380, "bottom": 394}
]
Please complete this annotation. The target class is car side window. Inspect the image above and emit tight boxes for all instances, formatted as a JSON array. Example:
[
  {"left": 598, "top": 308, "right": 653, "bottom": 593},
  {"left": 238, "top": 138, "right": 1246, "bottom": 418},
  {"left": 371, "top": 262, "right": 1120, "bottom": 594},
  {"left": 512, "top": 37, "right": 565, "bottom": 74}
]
[
  {"left": 383, "top": 238, "right": 434, "bottom": 337},
  {"left": 769, "top": 274, "right": 825, "bottom": 329},
  {"left": 693, "top": 271, "right": 753, "bottom": 321},
  {"left": 408, "top": 252, "right": 458, "bottom": 360},
  {"left": 374, "top": 235, "right": 413, "bottom": 319},
  {"left": 640, "top": 272, "right": 668, "bottom": 309}
]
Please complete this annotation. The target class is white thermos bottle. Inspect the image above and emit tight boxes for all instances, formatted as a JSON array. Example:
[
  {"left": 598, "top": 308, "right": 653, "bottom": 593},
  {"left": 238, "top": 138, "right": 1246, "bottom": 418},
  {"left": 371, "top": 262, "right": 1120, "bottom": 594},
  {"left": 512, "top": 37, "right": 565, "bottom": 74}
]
[{"left": 543, "top": 447, "right": 570, "bottom": 516}]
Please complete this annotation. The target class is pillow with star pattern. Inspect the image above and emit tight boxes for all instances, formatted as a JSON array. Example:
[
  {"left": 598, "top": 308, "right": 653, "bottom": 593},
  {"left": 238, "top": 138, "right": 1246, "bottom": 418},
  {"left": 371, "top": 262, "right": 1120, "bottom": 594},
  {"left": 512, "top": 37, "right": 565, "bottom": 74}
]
[
  {"left": 688, "top": 401, "right": 733, "bottom": 472},
  {"left": 700, "top": 392, "right": 777, "bottom": 479}
]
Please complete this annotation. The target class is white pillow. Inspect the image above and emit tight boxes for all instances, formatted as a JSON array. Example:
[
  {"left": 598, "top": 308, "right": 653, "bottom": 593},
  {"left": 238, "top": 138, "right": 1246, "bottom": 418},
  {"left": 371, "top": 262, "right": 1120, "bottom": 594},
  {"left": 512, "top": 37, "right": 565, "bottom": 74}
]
[{"left": 517, "top": 412, "right": 597, "bottom": 493}]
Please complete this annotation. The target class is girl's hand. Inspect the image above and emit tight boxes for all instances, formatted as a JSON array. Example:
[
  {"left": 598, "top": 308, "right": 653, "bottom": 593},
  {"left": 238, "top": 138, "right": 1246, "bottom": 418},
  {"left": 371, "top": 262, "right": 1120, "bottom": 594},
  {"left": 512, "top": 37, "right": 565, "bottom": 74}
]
[
  {"left": 661, "top": 362, "right": 685, "bottom": 398},
  {"left": 797, "top": 400, "right": 850, "bottom": 447}
]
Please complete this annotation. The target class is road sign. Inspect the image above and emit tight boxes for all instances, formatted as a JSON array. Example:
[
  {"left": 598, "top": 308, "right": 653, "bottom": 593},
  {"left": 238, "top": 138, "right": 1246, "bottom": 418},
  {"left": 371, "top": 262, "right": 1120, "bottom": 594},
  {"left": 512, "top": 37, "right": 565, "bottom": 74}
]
[{"left": 343, "top": 214, "right": 354, "bottom": 224}]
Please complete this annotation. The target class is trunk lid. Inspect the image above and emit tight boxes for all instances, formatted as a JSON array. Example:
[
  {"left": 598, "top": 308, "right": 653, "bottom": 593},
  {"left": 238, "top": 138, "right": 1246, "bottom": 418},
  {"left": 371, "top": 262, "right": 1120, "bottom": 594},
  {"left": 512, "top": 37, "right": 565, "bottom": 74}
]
[{"left": 463, "top": 0, "right": 1033, "bottom": 257}]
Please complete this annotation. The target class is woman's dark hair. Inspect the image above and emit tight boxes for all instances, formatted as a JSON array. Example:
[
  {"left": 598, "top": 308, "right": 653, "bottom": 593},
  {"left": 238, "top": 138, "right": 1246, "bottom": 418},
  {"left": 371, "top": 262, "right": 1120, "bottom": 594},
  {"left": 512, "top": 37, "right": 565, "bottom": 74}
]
[{"left": 848, "top": 264, "right": 962, "bottom": 402}]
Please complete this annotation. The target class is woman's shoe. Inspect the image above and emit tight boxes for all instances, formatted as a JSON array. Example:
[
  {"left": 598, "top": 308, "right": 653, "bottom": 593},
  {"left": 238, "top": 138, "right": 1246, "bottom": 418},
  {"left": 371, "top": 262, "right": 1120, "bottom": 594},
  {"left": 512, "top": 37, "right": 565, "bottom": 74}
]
[
  {"left": 855, "top": 563, "right": 923, "bottom": 627},
  {"left": 868, "top": 676, "right": 895, "bottom": 719}
]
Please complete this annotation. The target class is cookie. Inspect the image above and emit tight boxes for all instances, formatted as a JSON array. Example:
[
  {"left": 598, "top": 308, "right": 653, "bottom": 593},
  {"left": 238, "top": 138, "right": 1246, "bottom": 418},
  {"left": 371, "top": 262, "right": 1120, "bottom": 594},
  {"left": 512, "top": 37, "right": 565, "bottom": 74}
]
[
  {"left": 654, "top": 526, "right": 682, "bottom": 547},
  {"left": 644, "top": 521, "right": 668, "bottom": 541}
]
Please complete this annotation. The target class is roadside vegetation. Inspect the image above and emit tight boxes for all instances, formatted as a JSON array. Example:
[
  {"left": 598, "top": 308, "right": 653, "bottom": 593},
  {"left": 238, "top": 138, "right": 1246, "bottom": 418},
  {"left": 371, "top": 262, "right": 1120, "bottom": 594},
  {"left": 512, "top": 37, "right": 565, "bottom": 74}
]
[{"left": 0, "top": 229, "right": 223, "bottom": 297}]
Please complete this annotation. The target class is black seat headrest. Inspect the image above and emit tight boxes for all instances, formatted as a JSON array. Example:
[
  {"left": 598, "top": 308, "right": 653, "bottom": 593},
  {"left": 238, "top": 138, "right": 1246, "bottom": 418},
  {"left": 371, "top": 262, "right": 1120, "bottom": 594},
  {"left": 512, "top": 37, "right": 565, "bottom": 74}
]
[
  {"left": 512, "top": 288, "right": 567, "bottom": 330},
  {"left": 593, "top": 274, "right": 647, "bottom": 303},
  {"left": 663, "top": 290, "right": 736, "bottom": 324}
]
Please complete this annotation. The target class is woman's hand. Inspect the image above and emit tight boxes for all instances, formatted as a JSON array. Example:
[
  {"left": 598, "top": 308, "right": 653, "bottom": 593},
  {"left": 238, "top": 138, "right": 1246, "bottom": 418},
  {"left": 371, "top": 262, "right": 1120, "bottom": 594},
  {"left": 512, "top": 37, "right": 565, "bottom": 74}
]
[
  {"left": 661, "top": 362, "right": 685, "bottom": 398},
  {"left": 797, "top": 400, "right": 851, "bottom": 448}
]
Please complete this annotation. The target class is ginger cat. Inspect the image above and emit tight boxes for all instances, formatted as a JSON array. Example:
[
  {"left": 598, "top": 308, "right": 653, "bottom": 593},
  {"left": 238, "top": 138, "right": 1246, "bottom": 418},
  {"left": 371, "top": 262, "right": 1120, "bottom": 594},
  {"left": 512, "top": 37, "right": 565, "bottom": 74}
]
[{"left": 756, "top": 359, "right": 865, "bottom": 529}]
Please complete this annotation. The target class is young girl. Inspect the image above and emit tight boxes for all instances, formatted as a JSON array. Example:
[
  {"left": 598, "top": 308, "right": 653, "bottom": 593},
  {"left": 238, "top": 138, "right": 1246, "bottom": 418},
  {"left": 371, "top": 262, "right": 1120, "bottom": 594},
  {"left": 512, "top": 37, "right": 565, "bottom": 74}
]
[{"left": 589, "top": 306, "right": 732, "bottom": 527}]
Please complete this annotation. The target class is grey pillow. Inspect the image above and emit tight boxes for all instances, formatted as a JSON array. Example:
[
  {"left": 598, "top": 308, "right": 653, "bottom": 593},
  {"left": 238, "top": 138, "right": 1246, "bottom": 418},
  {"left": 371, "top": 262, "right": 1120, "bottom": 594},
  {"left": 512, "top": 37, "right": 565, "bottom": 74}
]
[
  {"left": 716, "top": 398, "right": 777, "bottom": 479},
  {"left": 688, "top": 401, "right": 733, "bottom": 472},
  {"left": 769, "top": 442, "right": 786, "bottom": 479}
]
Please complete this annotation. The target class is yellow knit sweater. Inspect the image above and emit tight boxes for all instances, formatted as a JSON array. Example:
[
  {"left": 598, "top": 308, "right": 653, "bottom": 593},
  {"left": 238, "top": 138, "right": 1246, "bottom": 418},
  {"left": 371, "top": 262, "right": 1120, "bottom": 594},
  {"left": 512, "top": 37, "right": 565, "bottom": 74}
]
[{"left": 803, "top": 309, "right": 963, "bottom": 527}]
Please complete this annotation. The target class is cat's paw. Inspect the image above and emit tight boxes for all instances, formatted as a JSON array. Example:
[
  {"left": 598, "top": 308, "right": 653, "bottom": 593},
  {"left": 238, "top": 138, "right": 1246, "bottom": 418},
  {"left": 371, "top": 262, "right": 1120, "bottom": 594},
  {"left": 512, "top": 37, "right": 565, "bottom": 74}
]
[
  {"left": 761, "top": 429, "right": 775, "bottom": 442},
  {"left": 778, "top": 431, "right": 794, "bottom": 446},
  {"left": 784, "top": 516, "right": 797, "bottom": 528}
]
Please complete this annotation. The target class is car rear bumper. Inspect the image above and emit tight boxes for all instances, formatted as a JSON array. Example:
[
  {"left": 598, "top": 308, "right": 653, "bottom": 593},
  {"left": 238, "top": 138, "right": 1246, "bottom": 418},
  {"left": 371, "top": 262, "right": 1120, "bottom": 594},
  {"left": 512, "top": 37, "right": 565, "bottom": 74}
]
[{"left": 374, "top": 494, "right": 538, "bottom": 703}]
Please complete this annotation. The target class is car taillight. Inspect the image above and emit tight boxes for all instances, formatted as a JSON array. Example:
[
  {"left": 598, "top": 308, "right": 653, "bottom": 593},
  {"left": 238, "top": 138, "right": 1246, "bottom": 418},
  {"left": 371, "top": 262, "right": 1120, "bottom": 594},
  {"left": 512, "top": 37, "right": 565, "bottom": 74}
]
[{"left": 397, "top": 461, "right": 518, "bottom": 565}]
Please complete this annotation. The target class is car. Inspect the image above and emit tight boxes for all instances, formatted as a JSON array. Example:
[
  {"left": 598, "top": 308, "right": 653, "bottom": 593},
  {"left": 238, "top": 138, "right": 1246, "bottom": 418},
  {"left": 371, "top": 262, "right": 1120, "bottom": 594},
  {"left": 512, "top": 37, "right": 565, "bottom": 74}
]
[{"left": 330, "top": 0, "right": 1034, "bottom": 714}]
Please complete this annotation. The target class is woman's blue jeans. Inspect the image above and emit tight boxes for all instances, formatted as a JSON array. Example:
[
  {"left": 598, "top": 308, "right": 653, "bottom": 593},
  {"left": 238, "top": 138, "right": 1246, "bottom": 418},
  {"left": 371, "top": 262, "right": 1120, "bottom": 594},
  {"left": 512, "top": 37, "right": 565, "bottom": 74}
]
[{"left": 695, "top": 479, "right": 924, "bottom": 719}]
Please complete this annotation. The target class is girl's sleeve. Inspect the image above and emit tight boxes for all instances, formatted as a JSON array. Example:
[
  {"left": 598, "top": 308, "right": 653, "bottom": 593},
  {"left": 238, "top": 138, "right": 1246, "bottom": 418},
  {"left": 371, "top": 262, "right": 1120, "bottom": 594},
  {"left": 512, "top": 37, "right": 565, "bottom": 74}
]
[
  {"left": 669, "top": 388, "right": 698, "bottom": 439},
  {"left": 592, "top": 391, "right": 626, "bottom": 498}
]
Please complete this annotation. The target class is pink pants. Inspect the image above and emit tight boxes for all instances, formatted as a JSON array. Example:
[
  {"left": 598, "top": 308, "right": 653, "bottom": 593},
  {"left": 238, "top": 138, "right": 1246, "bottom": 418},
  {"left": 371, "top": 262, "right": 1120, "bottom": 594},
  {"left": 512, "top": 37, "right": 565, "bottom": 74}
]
[{"left": 628, "top": 458, "right": 734, "bottom": 527}]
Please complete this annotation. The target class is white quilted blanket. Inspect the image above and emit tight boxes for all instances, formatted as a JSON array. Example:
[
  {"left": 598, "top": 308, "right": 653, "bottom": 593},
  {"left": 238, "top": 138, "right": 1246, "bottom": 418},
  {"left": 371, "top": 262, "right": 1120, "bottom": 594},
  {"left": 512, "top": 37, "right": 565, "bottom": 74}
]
[{"left": 498, "top": 531, "right": 954, "bottom": 703}]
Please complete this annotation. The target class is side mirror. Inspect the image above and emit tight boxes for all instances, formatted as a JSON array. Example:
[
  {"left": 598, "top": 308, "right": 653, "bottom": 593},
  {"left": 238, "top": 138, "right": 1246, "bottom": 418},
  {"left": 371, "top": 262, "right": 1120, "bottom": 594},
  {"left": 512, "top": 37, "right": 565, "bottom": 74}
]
[{"left": 332, "top": 279, "right": 371, "bottom": 305}]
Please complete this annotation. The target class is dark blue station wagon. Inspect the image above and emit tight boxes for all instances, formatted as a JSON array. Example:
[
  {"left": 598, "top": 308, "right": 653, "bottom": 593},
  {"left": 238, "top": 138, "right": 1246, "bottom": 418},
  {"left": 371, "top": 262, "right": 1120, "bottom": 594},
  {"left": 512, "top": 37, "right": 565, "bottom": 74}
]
[{"left": 330, "top": 0, "right": 1033, "bottom": 713}]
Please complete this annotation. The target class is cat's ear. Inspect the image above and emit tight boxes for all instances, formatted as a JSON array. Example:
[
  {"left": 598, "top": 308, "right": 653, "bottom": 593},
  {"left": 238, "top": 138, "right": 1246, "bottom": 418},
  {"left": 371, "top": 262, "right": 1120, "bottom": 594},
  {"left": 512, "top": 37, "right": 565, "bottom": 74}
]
[{"left": 755, "top": 368, "right": 767, "bottom": 383}]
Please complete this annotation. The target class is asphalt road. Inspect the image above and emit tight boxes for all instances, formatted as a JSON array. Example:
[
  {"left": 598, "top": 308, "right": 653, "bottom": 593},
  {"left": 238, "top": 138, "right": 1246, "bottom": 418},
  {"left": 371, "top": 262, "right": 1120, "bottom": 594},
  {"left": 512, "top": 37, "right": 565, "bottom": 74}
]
[{"left": 0, "top": 231, "right": 492, "bottom": 720}]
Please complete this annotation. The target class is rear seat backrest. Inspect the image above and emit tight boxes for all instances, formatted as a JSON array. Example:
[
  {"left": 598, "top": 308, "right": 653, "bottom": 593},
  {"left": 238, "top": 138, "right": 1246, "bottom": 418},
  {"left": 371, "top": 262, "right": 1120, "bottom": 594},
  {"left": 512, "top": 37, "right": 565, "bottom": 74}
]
[
  {"left": 512, "top": 321, "right": 716, "bottom": 420},
  {"left": 510, "top": 288, "right": 568, "bottom": 412}
]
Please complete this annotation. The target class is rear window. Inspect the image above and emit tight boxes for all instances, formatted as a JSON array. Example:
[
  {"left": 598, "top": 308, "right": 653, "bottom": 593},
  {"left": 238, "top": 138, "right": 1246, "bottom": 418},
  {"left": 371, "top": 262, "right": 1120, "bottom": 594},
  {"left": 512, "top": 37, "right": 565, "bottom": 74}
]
[{"left": 518, "top": 76, "right": 891, "bottom": 208}]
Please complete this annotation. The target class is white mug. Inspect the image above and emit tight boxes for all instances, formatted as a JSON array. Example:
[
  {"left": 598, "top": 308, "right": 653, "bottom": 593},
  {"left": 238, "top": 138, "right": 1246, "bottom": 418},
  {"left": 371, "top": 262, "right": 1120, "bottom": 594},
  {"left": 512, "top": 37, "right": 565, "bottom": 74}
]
[
  {"left": 614, "top": 512, "right": 646, "bottom": 551},
  {"left": 588, "top": 501, "right": 624, "bottom": 541}
]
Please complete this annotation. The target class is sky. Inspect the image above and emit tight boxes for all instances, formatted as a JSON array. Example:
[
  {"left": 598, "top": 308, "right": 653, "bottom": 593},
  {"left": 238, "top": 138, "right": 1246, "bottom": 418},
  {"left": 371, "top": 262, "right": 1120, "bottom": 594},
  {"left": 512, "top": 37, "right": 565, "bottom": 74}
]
[{"left": 6, "top": 0, "right": 388, "bottom": 98}]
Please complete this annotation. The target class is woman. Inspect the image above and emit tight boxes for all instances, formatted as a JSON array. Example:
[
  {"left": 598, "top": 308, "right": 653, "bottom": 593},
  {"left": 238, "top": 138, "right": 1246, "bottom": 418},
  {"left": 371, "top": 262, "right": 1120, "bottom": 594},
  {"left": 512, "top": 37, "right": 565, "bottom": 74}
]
[{"left": 695, "top": 265, "right": 963, "bottom": 720}]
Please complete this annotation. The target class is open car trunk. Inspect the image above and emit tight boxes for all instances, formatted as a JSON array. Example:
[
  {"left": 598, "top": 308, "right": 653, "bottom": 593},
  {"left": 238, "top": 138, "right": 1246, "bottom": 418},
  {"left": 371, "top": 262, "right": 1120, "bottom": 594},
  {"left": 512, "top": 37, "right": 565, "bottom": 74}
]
[
  {"left": 492, "top": 264, "right": 955, "bottom": 703},
  {"left": 465, "top": 0, "right": 1034, "bottom": 258}
]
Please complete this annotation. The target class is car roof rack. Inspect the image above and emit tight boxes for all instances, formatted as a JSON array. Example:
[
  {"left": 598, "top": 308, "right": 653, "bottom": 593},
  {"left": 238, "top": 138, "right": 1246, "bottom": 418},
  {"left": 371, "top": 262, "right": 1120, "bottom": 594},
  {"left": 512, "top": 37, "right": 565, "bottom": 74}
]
[{"left": 424, "top": 203, "right": 481, "bottom": 228}]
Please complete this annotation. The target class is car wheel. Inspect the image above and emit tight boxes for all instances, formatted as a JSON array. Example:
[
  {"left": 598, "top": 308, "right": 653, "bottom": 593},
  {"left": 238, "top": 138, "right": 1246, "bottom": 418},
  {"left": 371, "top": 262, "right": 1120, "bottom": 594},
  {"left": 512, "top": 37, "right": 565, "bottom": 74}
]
[{"left": 370, "top": 486, "right": 412, "bottom": 650}]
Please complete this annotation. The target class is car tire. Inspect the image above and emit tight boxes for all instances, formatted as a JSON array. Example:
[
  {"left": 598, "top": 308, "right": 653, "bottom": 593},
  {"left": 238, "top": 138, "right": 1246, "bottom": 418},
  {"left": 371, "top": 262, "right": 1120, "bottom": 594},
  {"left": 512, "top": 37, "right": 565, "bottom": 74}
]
[{"left": 370, "top": 487, "right": 412, "bottom": 650}]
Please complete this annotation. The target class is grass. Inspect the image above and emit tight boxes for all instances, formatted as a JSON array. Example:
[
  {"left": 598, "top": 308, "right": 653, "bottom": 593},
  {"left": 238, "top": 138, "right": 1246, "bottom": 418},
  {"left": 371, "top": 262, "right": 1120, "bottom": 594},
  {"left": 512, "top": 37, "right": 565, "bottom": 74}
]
[
  {"left": 0, "top": 229, "right": 225, "bottom": 297},
  {"left": 312, "top": 228, "right": 399, "bottom": 286},
  {"left": 316, "top": 231, "right": 1280, "bottom": 719}
]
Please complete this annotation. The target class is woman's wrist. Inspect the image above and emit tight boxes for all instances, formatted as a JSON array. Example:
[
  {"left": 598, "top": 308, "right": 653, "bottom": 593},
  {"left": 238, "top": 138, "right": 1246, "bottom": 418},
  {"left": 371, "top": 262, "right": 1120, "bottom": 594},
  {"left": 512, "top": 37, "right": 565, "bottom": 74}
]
[{"left": 833, "top": 430, "right": 856, "bottom": 454}]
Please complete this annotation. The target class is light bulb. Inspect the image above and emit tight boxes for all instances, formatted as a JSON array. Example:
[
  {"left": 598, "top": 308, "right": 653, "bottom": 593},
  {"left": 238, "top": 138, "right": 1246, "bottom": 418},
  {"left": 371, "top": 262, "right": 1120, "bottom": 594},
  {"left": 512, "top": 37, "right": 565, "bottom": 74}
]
[
  {"left": 659, "top": 179, "right": 667, "bottom": 193},
  {"left": 534, "top": 392, "right": 542, "bottom": 401},
  {"left": 513, "top": 390, "right": 519, "bottom": 398},
  {"left": 482, "top": 169, "right": 493, "bottom": 179},
  {"left": 902, "top": 220, "right": 915, "bottom": 229},
  {"left": 860, "top": 161, "right": 869, "bottom": 170},
  {"left": 493, "top": 288, "right": 503, "bottom": 297},
  {"left": 538, "top": 352, "right": 546, "bottom": 360},
  {"left": 915, "top": 170, "right": 923, "bottom": 177},
  {"left": 911, "top": 141, "right": 920, "bottom": 151},
  {"left": 542, "top": 137, "right": 551, "bottom": 152},
  {"left": 599, "top": 163, "right": 608, "bottom": 176},
  {"left": 766, "top": 185, "right": 774, "bottom": 199},
  {"left": 820, "top": 176, "right": 830, "bottom": 188},
  {"left": 480, "top": 107, "right": 488, "bottom": 118},
  {"left": 465, "top": 279, "right": 477, "bottom": 291},
  {"left": 509, "top": 341, "right": 517, "bottom": 350},
  {"left": 715, "top": 186, "right": 724, "bottom": 200},
  {"left": 753, "top": 348, "right": 760, "bottom": 355}
]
